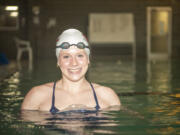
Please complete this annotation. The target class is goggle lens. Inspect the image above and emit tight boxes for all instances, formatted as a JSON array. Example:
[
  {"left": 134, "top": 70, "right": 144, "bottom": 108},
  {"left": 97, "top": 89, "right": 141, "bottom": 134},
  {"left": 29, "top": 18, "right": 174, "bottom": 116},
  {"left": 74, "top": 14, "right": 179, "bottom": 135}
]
[
  {"left": 61, "top": 42, "right": 70, "bottom": 49},
  {"left": 56, "top": 42, "right": 89, "bottom": 49},
  {"left": 76, "top": 42, "right": 85, "bottom": 49}
]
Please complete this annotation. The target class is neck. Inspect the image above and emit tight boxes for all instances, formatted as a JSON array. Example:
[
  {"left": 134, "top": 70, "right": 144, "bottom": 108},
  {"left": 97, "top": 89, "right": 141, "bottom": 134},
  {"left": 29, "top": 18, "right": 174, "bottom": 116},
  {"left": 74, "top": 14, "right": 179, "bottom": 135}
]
[{"left": 58, "top": 77, "right": 89, "bottom": 94}]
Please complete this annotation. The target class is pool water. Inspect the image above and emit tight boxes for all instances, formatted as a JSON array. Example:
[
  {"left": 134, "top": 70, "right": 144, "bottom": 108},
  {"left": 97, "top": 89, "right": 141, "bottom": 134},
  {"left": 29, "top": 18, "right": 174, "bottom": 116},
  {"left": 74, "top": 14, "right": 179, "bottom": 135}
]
[{"left": 0, "top": 56, "right": 180, "bottom": 135}]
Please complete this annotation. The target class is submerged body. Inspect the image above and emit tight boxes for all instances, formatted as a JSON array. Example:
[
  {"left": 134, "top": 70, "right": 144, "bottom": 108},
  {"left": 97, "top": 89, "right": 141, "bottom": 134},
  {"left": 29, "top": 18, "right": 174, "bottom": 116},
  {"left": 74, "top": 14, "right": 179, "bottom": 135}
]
[{"left": 21, "top": 29, "right": 120, "bottom": 112}]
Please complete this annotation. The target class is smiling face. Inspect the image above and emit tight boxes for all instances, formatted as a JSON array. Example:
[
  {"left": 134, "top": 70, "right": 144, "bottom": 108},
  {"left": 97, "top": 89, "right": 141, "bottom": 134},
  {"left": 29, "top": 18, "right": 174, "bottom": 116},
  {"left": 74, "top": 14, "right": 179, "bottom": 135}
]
[{"left": 58, "top": 46, "right": 89, "bottom": 82}]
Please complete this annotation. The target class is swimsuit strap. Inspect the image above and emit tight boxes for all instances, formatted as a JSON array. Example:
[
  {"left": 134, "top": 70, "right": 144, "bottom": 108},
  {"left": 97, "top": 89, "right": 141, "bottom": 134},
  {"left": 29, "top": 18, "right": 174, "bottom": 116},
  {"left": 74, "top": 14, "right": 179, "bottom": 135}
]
[
  {"left": 89, "top": 82, "right": 100, "bottom": 110},
  {"left": 52, "top": 81, "right": 56, "bottom": 107},
  {"left": 50, "top": 82, "right": 59, "bottom": 113},
  {"left": 50, "top": 82, "right": 100, "bottom": 113}
]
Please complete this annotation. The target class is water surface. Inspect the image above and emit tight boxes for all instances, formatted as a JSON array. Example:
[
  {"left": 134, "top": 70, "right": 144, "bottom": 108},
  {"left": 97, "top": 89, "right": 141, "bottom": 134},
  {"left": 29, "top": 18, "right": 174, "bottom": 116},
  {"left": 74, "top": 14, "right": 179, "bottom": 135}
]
[{"left": 0, "top": 56, "right": 180, "bottom": 135}]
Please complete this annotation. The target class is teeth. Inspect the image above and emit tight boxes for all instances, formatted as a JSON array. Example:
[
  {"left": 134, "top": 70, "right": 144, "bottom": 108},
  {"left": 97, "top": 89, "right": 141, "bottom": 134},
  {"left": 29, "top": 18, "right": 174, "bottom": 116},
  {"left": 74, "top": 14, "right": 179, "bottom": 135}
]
[{"left": 69, "top": 68, "right": 81, "bottom": 73}]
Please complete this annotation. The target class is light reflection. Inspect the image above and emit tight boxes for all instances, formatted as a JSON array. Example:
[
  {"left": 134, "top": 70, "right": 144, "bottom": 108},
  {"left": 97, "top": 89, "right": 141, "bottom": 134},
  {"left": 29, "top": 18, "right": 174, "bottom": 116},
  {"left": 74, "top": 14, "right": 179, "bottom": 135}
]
[
  {"left": 1, "top": 71, "right": 22, "bottom": 107},
  {"left": 9, "top": 84, "right": 18, "bottom": 89},
  {"left": 146, "top": 94, "right": 180, "bottom": 127},
  {"left": 148, "top": 126, "right": 176, "bottom": 135},
  {"left": 5, "top": 72, "right": 20, "bottom": 84},
  {"left": 147, "top": 59, "right": 171, "bottom": 92},
  {"left": 2, "top": 91, "right": 21, "bottom": 96},
  {"left": 2, "top": 91, "right": 16, "bottom": 96},
  {"left": 93, "top": 129, "right": 115, "bottom": 134},
  {"left": 171, "top": 93, "right": 180, "bottom": 98},
  {"left": 10, "top": 12, "right": 18, "bottom": 17}
]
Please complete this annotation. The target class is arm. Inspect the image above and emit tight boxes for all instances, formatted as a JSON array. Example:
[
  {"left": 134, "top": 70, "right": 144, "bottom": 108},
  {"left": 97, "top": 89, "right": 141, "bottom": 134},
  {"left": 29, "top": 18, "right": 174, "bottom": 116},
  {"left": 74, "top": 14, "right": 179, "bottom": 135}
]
[
  {"left": 97, "top": 86, "right": 121, "bottom": 108},
  {"left": 21, "top": 86, "right": 43, "bottom": 110},
  {"left": 104, "top": 87, "right": 121, "bottom": 106}
]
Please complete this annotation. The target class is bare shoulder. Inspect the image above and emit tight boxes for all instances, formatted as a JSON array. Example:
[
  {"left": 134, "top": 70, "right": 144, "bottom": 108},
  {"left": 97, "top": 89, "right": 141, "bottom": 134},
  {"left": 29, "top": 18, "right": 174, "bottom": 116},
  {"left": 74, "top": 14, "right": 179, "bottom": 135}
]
[
  {"left": 25, "top": 82, "right": 53, "bottom": 97},
  {"left": 92, "top": 83, "right": 121, "bottom": 106},
  {"left": 21, "top": 82, "right": 54, "bottom": 110}
]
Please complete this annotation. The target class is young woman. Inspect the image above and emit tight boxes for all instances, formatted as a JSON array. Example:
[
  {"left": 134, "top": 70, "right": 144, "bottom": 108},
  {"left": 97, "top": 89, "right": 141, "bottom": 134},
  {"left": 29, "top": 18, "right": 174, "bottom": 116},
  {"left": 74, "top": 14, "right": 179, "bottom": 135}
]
[{"left": 21, "top": 28, "right": 121, "bottom": 113}]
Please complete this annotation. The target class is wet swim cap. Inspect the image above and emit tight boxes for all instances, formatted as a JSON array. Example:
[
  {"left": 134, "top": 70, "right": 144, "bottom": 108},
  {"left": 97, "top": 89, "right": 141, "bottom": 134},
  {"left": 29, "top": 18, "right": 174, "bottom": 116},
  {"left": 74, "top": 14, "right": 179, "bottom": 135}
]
[{"left": 56, "top": 28, "right": 90, "bottom": 59}]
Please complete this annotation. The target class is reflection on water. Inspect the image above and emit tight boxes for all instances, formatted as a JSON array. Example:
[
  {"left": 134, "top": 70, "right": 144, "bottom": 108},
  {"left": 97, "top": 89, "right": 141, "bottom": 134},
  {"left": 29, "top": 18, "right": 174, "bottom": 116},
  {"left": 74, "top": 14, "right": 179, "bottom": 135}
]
[
  {"left": 147, "top": 59, "right": 171, "bottom": 92},
  {"left": 21, "top": 109, "right": 119, "bottom": 135},
  {"left": 0, "top": 57, "right": 180, "bottom": 134}
]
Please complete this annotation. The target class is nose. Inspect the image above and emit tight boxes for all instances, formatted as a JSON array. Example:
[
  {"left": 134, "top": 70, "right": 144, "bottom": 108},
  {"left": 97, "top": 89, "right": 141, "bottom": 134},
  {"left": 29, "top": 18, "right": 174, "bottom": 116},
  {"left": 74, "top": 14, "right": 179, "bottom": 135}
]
[{"left": 72, "top": 56, "right": 78, "bottom": 66}]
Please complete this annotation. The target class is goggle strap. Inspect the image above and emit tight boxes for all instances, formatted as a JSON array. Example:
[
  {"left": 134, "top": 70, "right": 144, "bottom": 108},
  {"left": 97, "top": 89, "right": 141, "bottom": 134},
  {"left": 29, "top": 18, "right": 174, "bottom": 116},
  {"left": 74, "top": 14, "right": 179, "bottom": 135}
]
[{"left": 56, "top": 44, "right": 89, "bottom": 49}]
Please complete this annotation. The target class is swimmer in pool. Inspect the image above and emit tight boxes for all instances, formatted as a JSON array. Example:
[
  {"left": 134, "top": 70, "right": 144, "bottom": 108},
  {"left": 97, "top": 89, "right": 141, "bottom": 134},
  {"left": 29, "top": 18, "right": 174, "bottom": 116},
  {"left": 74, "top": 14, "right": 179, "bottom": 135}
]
[{"left": 21, "top": 28, "right": 121, "bottom": 113}]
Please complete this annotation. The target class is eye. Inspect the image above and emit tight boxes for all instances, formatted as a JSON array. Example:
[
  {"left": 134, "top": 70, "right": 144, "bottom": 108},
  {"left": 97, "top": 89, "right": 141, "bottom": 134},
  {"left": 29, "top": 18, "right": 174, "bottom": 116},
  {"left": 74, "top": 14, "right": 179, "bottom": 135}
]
[
  {"left": 63, "top": 55, "right": 69, "bottom": 59},
  {"left": 77, "top": 54, "right": 84, "bottom": 58}
]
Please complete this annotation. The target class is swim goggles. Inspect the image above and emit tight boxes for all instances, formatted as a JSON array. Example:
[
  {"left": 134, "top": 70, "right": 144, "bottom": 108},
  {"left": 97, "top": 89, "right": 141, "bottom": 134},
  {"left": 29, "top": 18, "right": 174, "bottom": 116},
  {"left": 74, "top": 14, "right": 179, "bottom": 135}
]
[{"left": 56, "top": 42, "right": 89, "bottom": 49}]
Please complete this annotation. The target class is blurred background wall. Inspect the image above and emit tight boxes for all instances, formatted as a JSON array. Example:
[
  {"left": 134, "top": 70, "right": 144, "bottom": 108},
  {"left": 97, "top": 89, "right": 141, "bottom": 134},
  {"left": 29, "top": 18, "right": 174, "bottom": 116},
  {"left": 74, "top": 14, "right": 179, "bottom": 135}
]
[{"left": 0, "top": 0, "right": 180, "bottom": 60}]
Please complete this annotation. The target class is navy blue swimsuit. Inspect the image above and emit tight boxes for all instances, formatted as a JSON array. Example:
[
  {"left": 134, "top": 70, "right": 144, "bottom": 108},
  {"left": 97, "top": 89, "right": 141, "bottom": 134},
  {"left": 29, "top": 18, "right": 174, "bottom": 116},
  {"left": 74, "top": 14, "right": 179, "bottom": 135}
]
[{"left": 50, "top": 82, "right": 100, "bottom": 114}]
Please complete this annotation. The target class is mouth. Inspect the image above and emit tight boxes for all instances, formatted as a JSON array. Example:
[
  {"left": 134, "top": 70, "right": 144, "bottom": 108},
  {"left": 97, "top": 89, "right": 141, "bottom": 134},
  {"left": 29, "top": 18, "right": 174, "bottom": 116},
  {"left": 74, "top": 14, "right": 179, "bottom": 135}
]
[{"left": 68, "top": 68, "right": 82, "bottom": 74}]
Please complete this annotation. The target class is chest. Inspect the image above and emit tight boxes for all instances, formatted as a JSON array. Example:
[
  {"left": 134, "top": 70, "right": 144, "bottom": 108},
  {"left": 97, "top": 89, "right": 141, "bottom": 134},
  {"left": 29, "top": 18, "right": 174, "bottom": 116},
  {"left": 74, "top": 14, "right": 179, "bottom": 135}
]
[
  {"left": 56, "top": 90, "right": 97, "bottom": 109},
  {"left": 39, "top": 90, "right": 97, "bottom": 111}
]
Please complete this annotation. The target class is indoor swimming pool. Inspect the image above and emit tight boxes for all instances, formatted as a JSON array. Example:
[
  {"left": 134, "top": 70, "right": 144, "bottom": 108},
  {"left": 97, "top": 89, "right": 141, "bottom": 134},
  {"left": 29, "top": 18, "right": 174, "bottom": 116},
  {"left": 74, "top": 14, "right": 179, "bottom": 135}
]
[{"left": 0, "top": 56, "right": 180, "bottom": 135}]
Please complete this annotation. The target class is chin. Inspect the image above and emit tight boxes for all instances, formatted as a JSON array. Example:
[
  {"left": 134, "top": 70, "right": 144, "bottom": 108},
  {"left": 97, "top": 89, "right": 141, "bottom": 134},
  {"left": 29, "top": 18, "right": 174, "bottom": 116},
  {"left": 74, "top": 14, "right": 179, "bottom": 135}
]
[
  {"left": 68, "top": 74, "right": 85, "bottom": 82},
  {"left": 65, "top": 77, "right": 83, "bottom": 82}
]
